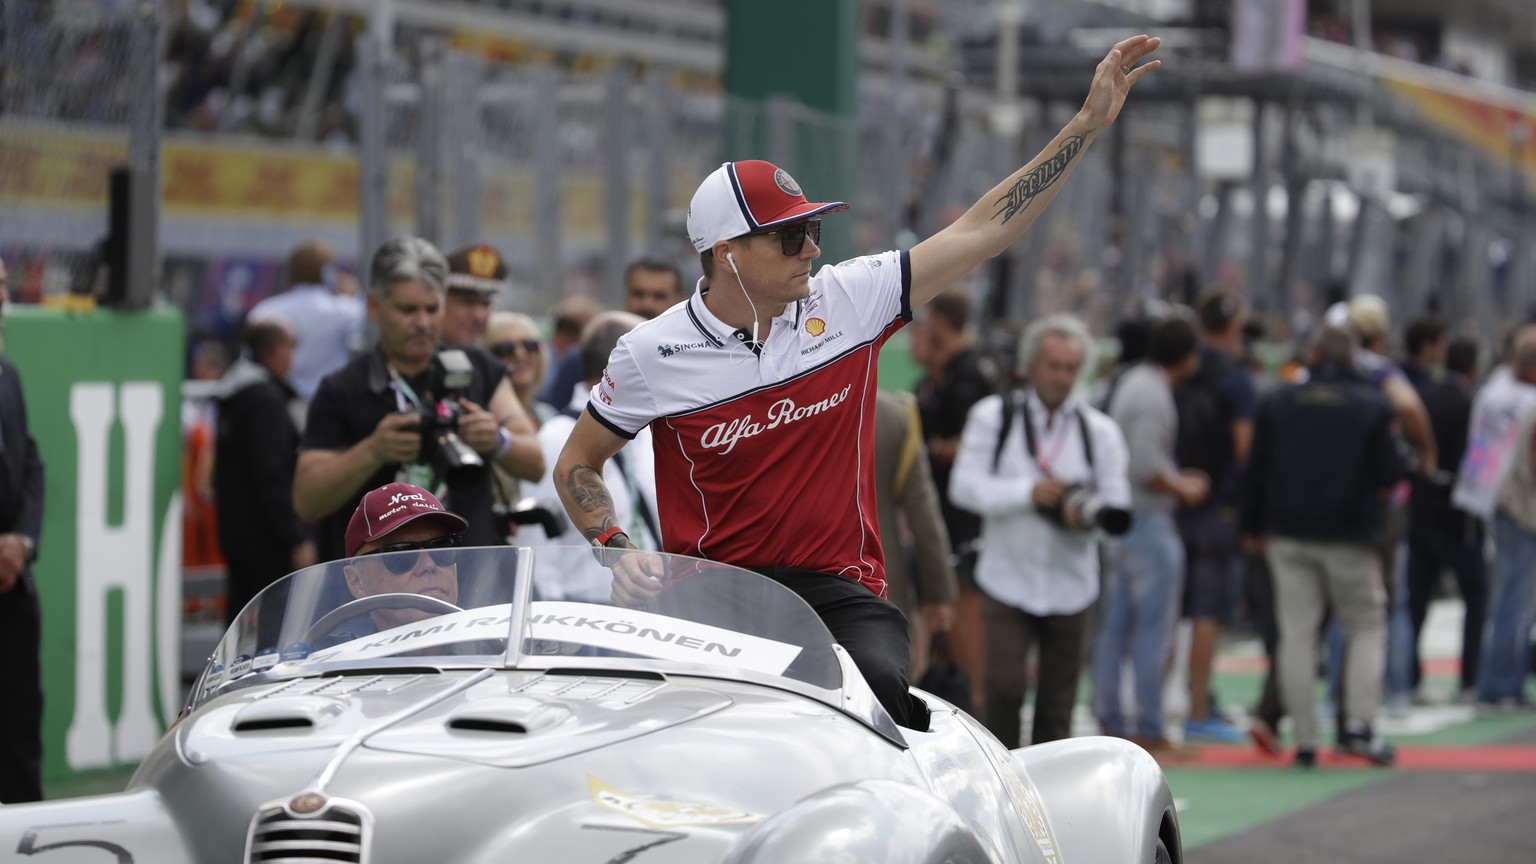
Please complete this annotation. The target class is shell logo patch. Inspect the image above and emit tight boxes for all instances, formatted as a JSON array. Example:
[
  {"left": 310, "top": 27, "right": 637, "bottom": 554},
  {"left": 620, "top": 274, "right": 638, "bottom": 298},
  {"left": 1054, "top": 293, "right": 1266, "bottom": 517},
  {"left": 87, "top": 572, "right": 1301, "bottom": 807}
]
[
  {"left": 805, "top": 317, "right": 826, "bottom": 337},
  {"left": 588, "top": 776, "right": 764, "bottom": 828},
  {"left": 774, "top": 168, "right": 802, "bottom": 197}
]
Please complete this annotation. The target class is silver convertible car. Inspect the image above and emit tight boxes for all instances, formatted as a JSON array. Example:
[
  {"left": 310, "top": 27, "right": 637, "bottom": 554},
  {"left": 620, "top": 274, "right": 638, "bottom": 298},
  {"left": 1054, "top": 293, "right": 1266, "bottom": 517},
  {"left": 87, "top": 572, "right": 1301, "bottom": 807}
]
[{"left": 1, "top": 546, "right": 1180, "bottom": 863}]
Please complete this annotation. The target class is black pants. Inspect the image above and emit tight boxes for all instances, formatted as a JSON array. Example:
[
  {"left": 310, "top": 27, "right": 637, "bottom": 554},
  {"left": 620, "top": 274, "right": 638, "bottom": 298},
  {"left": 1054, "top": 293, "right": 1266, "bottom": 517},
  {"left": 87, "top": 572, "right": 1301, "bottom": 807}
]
[
  {"left": 1246, "top": 553, "right": 1285, "bottom": 728},
  {"left": 1406, "top": 524, "right": 1486, "bottom": 691},
  {"left": 980, "top": 592, "right": 1088, "bottom": 747},
  {"left": 0, "top": 573, "right": 43, "bottom": 803},
  {"left": 755, "top": 567, "right": 920, "bottom": 729}
]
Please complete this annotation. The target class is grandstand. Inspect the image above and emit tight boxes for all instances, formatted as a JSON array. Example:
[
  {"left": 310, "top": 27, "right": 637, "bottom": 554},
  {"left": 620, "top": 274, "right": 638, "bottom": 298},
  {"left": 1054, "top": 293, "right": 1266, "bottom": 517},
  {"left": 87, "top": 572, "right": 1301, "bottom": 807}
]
[{"left": 1, "top": 0, "right": 1532, "bottom": 345}]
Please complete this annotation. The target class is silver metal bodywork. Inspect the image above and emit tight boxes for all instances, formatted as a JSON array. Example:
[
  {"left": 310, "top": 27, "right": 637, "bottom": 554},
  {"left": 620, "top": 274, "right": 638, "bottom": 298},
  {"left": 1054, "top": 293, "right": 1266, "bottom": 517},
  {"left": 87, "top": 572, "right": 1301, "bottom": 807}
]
[{"left": 0, "top": 547, "right": 1180, "bottom": 864}]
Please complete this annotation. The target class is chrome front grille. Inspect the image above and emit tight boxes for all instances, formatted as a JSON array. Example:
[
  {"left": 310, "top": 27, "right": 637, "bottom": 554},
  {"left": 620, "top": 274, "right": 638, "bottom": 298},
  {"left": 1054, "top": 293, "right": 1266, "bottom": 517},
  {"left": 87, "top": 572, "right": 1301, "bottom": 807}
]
[{"left": 246, "top": 800, "right": 369, "bottom": 863}]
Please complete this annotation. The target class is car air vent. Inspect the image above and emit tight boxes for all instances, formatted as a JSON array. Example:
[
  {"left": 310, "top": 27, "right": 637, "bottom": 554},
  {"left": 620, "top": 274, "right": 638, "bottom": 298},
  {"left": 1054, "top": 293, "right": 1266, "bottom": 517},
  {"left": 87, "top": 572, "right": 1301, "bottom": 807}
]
[
  {"left": 233, "top": 696, "right": 346, "bottom": 733},
  {"left": 246, "top": 801, "right": 368, "bottom": 863},
  {"left": 234, "top": 717, "right": 313, "bottom": 732},
  {"left": 449, "top": 717, "right": 528, "bottom": 734},
  {"left": 445, "top": 698, "right": 572, "bottom": 735}
]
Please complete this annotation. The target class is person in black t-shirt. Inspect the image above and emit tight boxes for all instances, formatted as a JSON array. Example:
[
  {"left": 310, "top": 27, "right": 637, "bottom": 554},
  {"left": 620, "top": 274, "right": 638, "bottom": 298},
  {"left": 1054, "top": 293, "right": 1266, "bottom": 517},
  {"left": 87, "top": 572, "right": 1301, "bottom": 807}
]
[
  {"left": 294, "top": 237, "right": 544, "bottom": 562},
  {"left": 913, "top": 289, "right": 997, "bottom": 711},
  {"left": 1406, "top": 335, "right": 1485, "bottom": 700},
  {"left": 1174, "top": 290, "right": 1257, "bottom": 744}
]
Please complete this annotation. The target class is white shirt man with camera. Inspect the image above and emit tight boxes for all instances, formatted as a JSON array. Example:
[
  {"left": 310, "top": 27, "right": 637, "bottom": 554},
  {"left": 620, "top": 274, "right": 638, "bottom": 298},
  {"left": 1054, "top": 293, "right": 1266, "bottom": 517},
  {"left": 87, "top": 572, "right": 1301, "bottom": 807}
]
[{"left": 950, "top": 314, "right": 1131, "bottom": 747}]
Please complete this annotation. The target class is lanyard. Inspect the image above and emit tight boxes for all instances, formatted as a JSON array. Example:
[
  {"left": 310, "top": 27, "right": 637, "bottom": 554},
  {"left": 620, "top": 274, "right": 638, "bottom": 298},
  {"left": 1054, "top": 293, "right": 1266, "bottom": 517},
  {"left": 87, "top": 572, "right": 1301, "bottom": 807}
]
[
  {"left": 391, "top": 371, "right": 426, "bottom": 413},
  {"left": 388, "top": 370, "right": 438, "bottom": 491},
  {"left": 1027, "top": 402, "right": 1073, "bottom": 475}
]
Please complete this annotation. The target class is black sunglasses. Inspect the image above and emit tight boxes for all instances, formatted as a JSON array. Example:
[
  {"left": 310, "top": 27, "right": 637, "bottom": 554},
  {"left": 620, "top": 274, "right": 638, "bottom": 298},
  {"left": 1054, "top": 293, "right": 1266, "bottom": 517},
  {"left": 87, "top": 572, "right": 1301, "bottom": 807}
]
[
  {"left": 490, "top": 338, "right": 541, "bottom": 359},
  {"left": 750, "top": 220, "right": 821, "bottom": 256},
  {"left": 362, "top": 535, "right": 462, "bottom": 574}
]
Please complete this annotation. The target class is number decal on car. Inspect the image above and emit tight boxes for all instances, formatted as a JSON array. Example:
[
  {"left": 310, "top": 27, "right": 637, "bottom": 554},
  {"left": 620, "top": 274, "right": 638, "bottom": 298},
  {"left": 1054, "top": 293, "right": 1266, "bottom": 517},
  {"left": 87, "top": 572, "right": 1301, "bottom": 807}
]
[
  {"left": 583, "top": 824, "right": 686, "bottom": 864},
  {"left": 17, "top": 825, "right": 134, "bottom": 863}
]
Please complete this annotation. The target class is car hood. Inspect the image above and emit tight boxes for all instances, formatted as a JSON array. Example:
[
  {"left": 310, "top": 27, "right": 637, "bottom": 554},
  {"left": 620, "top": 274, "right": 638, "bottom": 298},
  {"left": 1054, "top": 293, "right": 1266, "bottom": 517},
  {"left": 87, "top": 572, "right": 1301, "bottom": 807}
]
[
  {"left": 179, "top": 671, "right": 735, "bottom": 769},
  {"left": 160, "top": 670, "right": 919, "bottom": 864}
]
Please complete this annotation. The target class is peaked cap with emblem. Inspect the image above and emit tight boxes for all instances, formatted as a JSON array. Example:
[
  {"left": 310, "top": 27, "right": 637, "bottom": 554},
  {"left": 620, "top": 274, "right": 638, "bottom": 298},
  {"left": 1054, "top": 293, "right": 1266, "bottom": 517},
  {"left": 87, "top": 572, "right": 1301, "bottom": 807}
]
[{"left": 445, "top": 244, "right": 510, "bottom": 294}]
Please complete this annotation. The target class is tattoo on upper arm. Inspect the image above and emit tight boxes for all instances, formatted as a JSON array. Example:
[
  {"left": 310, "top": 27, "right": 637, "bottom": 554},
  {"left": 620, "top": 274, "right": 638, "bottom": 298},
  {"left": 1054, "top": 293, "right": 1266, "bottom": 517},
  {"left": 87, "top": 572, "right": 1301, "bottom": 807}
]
[
  {"left": 566, "top": 464, "right": 618, "bottom": 540},
  {"left": 992, "top": 135, "right": 1084, "bottom": 225}
]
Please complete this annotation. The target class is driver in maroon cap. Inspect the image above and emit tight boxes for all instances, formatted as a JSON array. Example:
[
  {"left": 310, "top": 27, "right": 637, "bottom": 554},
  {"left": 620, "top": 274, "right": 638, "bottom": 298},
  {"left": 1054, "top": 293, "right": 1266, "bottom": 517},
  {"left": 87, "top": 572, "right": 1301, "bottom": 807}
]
[{"left": 341, "top": 482, "right": 468, "bottom": 630}]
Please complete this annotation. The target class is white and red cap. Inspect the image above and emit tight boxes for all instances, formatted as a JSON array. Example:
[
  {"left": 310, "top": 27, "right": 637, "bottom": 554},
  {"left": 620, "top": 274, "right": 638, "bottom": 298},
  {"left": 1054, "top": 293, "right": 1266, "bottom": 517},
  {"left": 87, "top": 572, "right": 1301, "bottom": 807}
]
[
  {"left": 686, "top": 160, "right": 850, "bottom": 253},
  {"left": 345, "top": 482, "right": 468, "bottom": 557}
]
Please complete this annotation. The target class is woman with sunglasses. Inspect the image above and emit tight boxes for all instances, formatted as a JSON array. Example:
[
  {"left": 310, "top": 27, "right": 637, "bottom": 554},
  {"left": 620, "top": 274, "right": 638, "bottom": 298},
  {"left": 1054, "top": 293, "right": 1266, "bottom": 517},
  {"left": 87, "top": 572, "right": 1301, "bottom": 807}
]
[
  {"left": 484, "top": 313, "right": 557, "bottom": 539},
  {"left": 339, "top": 482, "right": 468, "bottom": 633},
  {"left": 485, "top": 312, "right": 556, "bottom": 429},
  {"left": 554, "top": 35, "right": 1162, "bottom": 731}
]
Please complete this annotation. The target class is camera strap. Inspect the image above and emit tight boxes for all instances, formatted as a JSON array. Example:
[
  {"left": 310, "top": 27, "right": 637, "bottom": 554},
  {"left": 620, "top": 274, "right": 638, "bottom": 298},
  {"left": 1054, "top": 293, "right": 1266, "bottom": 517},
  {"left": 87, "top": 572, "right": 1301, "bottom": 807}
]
[{"left": 993, "top": 388, "right": 1094, "bottom": 475}]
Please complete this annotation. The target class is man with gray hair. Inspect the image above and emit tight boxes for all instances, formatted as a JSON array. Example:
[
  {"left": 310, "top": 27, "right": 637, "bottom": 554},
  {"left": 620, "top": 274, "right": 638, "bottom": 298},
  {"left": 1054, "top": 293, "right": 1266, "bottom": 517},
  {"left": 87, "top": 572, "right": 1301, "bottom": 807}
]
[
  {"left": 294, "top": 236, "right": 544, "bottom": 562},
  {"left": 950, "top": 314, "right": 1131, "bottom": 746},
  {"left": 1242, "top": 325, "right": 1406, "bottom": 767}
]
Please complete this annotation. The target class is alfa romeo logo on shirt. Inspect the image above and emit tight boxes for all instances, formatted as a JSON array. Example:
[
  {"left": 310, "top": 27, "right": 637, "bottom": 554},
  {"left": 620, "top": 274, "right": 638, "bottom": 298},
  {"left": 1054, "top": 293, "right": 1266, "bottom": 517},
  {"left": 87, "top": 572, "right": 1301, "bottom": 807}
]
[
  {"left": 805, "top": 318, "right": 826, "bottom": 337},
  {"left": 774, "top": 169, "right": 802, "bottom": 197}
]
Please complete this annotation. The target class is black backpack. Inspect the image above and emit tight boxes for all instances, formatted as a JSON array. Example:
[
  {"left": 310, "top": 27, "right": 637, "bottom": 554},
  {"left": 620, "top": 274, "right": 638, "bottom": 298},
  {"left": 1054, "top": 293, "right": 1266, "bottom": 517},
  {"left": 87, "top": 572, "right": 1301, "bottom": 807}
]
[{"left": 1172, "top": 351, "right": 1236, "bottom": 491}]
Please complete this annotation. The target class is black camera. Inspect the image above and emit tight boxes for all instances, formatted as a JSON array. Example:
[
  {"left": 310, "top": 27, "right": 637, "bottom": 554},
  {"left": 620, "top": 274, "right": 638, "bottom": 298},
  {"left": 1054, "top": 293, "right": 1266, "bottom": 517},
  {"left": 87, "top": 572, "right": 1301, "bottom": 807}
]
[
  {"left": 1037, "top": 484, "right": 1132, "bottom": 536},
  {"left": 414, "top": 349, "right": 483, "bottom": 478}
]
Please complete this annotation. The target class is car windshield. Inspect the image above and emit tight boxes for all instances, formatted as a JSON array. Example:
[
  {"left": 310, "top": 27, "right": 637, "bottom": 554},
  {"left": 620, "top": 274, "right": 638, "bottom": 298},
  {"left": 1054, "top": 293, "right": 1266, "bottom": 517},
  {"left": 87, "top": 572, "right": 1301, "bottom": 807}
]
[{"left": 193, "top": 545, "right": 847, "bottom": 711}]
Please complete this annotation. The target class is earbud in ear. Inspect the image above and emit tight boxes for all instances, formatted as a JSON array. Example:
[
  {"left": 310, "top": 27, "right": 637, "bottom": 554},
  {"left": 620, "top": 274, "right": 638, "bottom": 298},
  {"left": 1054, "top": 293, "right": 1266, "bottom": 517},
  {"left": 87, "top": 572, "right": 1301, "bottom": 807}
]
[{"left": 726, "top": 251, "right": 738, "bottom": 273}]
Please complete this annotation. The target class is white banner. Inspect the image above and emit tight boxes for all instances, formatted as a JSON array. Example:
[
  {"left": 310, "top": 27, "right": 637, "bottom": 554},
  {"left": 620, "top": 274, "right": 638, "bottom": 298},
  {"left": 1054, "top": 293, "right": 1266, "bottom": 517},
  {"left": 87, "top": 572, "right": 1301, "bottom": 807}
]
[{"left": 290, "top": 601, "right": 802, "bottom": 676}]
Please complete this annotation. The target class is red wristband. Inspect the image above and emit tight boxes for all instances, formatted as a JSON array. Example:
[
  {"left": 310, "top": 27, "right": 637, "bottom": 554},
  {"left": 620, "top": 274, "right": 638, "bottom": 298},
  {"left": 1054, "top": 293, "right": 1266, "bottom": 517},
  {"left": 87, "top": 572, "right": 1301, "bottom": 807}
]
[{"left": 593, "top": 526, "right": 629, "bottom": 548}]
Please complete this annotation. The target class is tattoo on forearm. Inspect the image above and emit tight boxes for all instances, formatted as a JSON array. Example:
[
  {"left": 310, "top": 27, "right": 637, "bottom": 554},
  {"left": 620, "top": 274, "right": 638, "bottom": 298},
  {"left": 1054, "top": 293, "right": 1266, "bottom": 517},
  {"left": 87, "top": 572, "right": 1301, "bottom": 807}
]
[
  {"left": 991, "top": 135, "right": 1084, "bottom": 225},
  {"left": 566, "top": 464, "right": 618, "bottom": 540}
]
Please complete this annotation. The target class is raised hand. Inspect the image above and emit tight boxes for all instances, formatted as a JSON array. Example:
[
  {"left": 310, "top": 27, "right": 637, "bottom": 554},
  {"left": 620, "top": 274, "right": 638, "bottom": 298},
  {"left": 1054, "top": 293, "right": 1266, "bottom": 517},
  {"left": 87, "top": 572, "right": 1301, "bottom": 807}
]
[{"left": 1078, "top": 34, "right": 1162, "bottom": 132}]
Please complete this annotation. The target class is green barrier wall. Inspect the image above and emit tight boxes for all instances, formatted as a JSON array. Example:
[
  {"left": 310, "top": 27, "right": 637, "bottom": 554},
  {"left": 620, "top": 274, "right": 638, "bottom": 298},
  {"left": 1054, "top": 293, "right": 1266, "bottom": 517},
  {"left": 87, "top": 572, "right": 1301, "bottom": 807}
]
[
  {"left": 5, "top": 307, "right": 184, "bottom": 786},
  {"left": 724, "top": 0, "right": 860, "bottom": 269}
]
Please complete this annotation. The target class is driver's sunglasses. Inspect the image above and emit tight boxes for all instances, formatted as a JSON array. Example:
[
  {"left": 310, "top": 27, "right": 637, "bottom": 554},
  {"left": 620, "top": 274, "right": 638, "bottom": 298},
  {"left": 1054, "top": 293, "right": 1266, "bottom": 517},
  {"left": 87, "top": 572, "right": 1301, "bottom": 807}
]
[
  {"left": 749, "top": 219, "right": 821, "bottom": 256},
  {"left": 363, "top": 535, "right": 462, "bottom": 574},
  {"left": 490, "top": 338, "right": 541, "bottom": 359}
]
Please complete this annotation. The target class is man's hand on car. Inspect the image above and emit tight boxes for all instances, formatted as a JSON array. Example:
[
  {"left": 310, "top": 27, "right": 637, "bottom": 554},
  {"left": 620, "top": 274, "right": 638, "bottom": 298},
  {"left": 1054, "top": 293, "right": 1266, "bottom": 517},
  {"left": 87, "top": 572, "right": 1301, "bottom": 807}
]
[{"left": 609, "top": 549, "right": 667, "bottom": 609}]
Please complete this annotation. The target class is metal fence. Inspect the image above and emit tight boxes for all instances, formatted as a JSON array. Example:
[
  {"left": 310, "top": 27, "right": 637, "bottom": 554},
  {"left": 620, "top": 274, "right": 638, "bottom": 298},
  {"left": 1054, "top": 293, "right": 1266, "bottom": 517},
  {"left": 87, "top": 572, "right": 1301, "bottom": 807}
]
[
  {"left": 355, "top": 34, "right": 732, "bottom": 316},
  {"left": 0, "top": 1, "right": 153, "bottom": 301},
  {"left": 10, "top": 3, "right": 1527, "bottom": 349}
]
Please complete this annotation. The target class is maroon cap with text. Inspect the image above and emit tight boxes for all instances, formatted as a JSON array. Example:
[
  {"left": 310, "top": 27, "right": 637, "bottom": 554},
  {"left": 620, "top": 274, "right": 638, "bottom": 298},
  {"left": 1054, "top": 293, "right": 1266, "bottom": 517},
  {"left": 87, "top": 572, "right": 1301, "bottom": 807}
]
[{"left": 344, "top": 482, "right": 468, "bottom": 557}]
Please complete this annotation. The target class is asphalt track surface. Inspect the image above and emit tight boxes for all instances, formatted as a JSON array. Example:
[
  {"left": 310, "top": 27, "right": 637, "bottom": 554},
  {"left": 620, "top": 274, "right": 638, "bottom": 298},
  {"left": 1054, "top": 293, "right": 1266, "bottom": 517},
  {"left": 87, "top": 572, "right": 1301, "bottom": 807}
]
[{"left": 1184, "top": 722, "right": 1536, "bottom": 864}]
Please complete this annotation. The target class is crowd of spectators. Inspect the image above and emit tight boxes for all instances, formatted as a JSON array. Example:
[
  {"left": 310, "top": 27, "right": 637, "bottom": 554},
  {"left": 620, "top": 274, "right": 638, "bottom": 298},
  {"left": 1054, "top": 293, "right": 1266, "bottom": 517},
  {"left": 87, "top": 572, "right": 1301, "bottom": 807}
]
[
  {"left": 919, "top": 278, "right": 1534, "bottom": 766},
  {"left": 164, "top": 226, "right": 1536, "bottom": 769}
]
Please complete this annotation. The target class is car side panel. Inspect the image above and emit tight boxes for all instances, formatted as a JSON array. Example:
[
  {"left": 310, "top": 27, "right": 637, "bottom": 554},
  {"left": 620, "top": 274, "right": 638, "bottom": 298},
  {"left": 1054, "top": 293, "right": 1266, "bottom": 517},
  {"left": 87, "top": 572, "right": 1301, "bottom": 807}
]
[
  {"left": 1010, "top": 737, "right": 1180, "bottom": 864},
  {"left": 0, "top": 791, "right": 195, "bottom": 864},
  {"left": 904, "top": 697, "right": 1043, "bottom": 864}
]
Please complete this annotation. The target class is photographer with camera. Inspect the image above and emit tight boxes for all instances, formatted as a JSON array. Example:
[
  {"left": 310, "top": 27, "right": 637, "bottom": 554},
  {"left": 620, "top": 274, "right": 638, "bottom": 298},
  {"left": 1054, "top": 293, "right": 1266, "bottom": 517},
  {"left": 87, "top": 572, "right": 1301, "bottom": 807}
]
[
  {"left": 294, "top": 237, "right": 543, "bottom": 562},
  {"left": 949, "top": 315, "right": 1131, "bottom": 747}
]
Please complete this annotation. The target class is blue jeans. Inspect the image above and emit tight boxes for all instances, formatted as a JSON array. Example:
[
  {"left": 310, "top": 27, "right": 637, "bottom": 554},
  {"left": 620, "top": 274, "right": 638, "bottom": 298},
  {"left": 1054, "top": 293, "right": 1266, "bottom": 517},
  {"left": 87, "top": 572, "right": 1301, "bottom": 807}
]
[
  {"left": 1094, "top": 511, "right": 1184, "bottom": 739},
  {"left": 1476, "top": 515, "right": 1536, "bottom": 703}
]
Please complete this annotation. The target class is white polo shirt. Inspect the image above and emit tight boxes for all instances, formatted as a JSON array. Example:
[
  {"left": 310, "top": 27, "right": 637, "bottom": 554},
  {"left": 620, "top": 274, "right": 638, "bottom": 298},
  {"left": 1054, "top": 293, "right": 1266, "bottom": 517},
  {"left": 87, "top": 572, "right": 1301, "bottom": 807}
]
[{"left": 588, "top": 250, "right": 913, "bottom": 596}]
